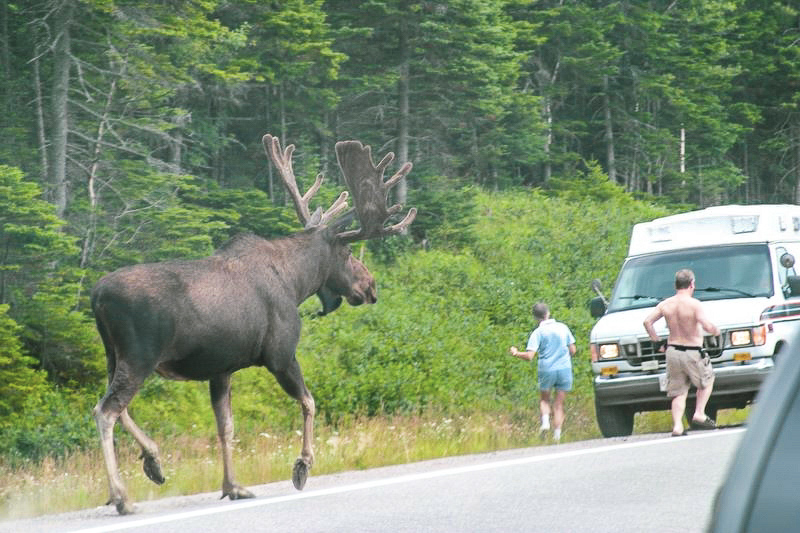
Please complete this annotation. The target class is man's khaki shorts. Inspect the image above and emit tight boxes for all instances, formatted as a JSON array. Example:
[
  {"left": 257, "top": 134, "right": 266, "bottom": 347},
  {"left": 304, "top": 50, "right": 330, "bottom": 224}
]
[{"left": 665, "top": 346, "right": 714, "bottom": 398}]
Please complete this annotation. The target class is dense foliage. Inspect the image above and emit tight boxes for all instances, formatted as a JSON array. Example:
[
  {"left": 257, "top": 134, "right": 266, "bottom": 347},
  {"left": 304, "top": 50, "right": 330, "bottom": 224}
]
[
  {"left": 0, "top": 163, "right": 667, "bottom": 461},
  {"left": 0, "top": 0, "right": 793, "bottom": 462},
  {"left": 3, "top": 2, "right": 800, "bottom": 209}
]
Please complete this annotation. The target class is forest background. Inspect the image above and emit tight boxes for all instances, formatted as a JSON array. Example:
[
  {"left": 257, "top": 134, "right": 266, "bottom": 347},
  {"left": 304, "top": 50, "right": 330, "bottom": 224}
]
[{"left": 0, "top": 0, "right": 798, "bottom": 512}]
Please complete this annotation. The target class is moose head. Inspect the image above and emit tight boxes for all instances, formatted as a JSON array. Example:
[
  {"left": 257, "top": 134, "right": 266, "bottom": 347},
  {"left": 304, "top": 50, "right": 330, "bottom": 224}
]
[{"left": 263, "top": 134, "right": 415, "bottom": 314}]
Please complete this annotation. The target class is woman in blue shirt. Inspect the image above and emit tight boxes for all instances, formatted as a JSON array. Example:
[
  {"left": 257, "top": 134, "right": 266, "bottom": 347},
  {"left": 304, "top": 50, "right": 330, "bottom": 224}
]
[{"left": 510, "top": 302, "right": 577, "bottom": 442}]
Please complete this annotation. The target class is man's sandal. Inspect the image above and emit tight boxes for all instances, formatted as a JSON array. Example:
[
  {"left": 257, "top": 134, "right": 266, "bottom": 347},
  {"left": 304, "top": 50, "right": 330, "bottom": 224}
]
[{"left": 690, "top": 416, "right": 716, "bottom": 430}]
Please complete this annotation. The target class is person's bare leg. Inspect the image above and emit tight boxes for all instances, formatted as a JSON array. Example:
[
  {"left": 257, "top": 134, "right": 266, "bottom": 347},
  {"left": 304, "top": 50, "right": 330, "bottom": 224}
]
[
  {"left": 552, "top": 390, "right": 567, "bottom": 442},
  {"left": 553, "top": 390, "right": 567, "bottom": 429},
  {"left": 692, "top": 383, "right": 713, "bottom": 422},
  {"left": 539, "top": 390, "right": 552, "bottom": 431},
  {"left": 671, "top": 392, "right": 688, "bottom": 434}
]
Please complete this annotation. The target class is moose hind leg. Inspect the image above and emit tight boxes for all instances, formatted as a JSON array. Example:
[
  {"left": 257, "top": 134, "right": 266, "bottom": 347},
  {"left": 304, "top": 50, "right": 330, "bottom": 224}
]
[
  {"left": 119, "top": 408, "right": 165, "bottom": 485},
  {"left": 273, "top": 360, "right": 315, "bottom": 490},
  {"left": 93, "top": 373, "right": 143, "bottom": 515},
  {"left": 210, "top": 374, "right": 254, "bottom": 500}
]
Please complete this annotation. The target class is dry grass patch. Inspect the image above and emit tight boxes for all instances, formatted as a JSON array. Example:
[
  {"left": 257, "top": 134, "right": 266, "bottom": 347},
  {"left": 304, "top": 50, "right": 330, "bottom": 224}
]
[
  {"left": 1, "top": 400, "right": 745, "bottom": 520},
  {"left": 0, "top": 408, "right": 593, "bottom": 520}
]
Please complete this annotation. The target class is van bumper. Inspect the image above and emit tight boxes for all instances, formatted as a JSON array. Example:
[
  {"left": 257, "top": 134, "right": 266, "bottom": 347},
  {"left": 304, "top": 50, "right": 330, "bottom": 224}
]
[{"left": 593, "top": 357, "right": 774, "bottom": 409}]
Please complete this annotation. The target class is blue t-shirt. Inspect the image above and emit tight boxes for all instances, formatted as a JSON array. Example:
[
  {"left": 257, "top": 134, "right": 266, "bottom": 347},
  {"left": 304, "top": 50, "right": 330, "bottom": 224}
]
[{"left": 526, "top": 318, "right": 576, "bottom": 372}]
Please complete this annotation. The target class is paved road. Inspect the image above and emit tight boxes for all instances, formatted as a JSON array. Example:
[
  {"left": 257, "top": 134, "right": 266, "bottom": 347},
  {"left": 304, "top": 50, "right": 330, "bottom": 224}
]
[{"left": 1, "top": 428, "right": 743, "bottom": 533}]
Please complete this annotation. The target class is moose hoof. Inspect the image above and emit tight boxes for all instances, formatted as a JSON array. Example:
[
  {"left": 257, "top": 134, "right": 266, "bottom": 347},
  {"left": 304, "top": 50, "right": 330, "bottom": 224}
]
[
  {"left": 223, "top": 485, "right": 255, "bottom": 500},
  {"left": 113, "top": 499, "right": 135, "bottom": 515},
  {"left": 292, "top": 458, "right": 310, "bottom": 490},
  {"left": 141, "top": 454, "right": 165, "bottom": 485}
]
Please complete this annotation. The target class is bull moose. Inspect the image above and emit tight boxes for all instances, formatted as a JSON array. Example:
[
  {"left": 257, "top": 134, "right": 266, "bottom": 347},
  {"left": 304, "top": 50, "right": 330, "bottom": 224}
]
[{"left": 90, "top": 134, "right": 416, "bottom": 515}]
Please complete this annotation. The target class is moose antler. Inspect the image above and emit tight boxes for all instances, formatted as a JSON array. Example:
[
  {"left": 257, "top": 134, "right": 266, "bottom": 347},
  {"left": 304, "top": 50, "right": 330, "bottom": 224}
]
[
  {"left": 262, "top": 134, "right": 349, "bottom": 228},
  {"left": 334, "top": 141, "right": 416, "bottom": 242}
]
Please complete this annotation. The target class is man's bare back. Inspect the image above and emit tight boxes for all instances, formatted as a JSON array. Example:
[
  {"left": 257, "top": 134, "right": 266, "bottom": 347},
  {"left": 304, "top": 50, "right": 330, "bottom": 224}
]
[
  {"left": 643, "top": 272, "right": 720, "bottom": 347},
  {"left": 654, "top": 293, "right": 716, "bottom": 346}
]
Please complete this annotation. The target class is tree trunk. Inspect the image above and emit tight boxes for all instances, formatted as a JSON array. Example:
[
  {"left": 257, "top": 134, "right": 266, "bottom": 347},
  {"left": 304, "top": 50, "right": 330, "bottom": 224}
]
[
  {"left": 543, "top": 98, "right": 552, "bottom": 184},
  {"left": 264, "top": 85, "right": 274, "bottom": 200},
  {"left": 742, "top": 139, "right": 750, "bottom": 203},
  {"left": 80, "top": 77, "right": 116, "bottom": 268},
  {"left": 49, "top": 2, "right": 74, "bottom": 218},
  {"left": 33, "top": 53, "right": 49, "bottom": 183},
  {"left": 603, "top": 76, "right": 616, "bottom": 183},
  {"left": 698, "top": 157, "right": 704, "bottom": 206},
  {"left": 396, "top": 17, "right": 410, "bottom": 208},
  {"left": 278, "top": 83, "right": 288, "bottom": 208},
  {"left": 680, "top": 126, "right": 686, "bottom": 174},
  {"left": 535, "top": 54, "right": 559, "bottom": 185},
  {"left": 0, "top": 0, "right": 8, "bottom": 108},
  {"left": 794, "top": 119, "right": 800, "bottom": 204},
  {"left": 169, "top": 111, "right": 187, "bottom": 175}
]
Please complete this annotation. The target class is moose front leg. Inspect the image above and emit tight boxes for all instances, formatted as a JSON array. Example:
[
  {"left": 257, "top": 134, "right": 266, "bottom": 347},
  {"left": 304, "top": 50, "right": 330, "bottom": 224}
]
[
  {"left": 273, "top": 359, "right": 315, "bottom": 490},
  {"left": 292, "top": 392, "right": 316, "bottom": 490},
  {"left": 210, "top": 374, "right": 254, "bottom": 500}
]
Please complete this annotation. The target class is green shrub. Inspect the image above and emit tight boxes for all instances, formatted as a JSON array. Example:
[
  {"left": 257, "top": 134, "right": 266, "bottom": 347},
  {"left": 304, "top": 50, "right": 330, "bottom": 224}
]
[
  {"left": 1, "top": 183, "right": 676, "bottom": 461},
  {"left": 298, "top": 187, "right": 669, "bottom": 423}
]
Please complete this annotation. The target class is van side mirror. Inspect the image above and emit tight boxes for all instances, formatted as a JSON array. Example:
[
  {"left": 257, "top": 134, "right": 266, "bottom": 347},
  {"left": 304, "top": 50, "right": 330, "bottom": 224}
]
[
  {"left": 589, "top": 296, "right": 607, "bottom": 318},
  {"left": 786, "top": 275, "right": 800, "bottom": 297}
]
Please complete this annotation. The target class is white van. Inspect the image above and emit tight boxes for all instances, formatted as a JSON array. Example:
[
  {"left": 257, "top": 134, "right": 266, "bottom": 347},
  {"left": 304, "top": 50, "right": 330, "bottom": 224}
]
[{"left": 588, "top": 204, "right": 800, "bottom": 437}]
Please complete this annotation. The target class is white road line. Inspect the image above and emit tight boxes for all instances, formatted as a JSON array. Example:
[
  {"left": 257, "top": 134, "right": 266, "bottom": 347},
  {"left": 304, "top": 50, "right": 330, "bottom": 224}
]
[{"left": 72, "top": 429, "right": 744, "bottom": 533}]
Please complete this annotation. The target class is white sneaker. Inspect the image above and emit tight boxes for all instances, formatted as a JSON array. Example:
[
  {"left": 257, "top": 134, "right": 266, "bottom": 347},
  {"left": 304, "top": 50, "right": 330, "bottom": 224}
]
[
  {"left": 553, "top": 429, "right": 562, "bottom": 442},
  {"left": 539, "top": 425, "right": 549, "bottom": 440}
]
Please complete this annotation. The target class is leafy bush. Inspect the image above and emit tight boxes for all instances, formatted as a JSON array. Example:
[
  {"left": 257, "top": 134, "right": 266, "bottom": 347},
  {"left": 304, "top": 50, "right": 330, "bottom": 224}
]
[
  {"left": 0, "top": 179, "right": 676, "bottom": 461},
  {"left": 408, "top": 175, "right": 478, "bottom": 250},
  {"left": 298, "top": 187, "right": 669, "bottom": 423},
  {"left": 0, "top": 383, "right": 97, "bottom": 465},
  {"left": 17, "top": 269, "right": 105, "bottom": 388},
  {"left": 0, "top": 306, "right": 49, "bottom": 429}
]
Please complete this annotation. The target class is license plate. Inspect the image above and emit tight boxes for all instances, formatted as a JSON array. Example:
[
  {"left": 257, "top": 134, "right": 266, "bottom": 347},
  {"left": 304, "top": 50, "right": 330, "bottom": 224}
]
[
  {"left": 601, "top": 366, "right": 618, "bottom": 376},
  {"left": 734, "top": 352, "right": 752, "bottom": 362},
  {"left": 658, "top": 373, "right": 667, "bottom": 392},
  {"left": 641, "top": 360, "right": 658, "bottom": 371}
]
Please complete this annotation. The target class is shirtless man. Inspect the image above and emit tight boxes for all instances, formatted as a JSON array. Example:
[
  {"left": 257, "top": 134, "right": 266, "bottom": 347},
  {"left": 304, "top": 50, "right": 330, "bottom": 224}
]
[{"left": 643, "top": 269, "right": 721, "bottom": 436}]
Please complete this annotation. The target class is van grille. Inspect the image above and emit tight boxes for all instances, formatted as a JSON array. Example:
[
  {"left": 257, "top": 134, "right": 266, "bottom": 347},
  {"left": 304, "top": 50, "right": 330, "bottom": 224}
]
[
  {"left": 619, "top": 336, "right": 722, "bottom": 366},
  {"left": 620, "top": 339, "right": 663, "bottom": 367},
  {"left": 620, "top": 336, "right": 722, "bottom": 367}
]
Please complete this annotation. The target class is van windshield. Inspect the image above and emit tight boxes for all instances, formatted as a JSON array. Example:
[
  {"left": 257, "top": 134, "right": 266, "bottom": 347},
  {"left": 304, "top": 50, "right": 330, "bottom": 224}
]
[{"left": 607, "top": 244, "right": 773, "bottom": 313}]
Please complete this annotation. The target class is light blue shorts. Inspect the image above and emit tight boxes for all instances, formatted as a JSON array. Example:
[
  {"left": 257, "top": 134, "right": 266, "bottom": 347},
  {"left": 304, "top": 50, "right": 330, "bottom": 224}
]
[{"left": 538, "top": 367, "right": 573, "bottom": 392}]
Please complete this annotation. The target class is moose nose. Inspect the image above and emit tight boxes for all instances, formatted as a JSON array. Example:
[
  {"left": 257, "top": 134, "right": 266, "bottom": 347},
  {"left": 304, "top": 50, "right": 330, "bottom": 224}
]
[{"left": 349, "top": 281, "right": 377, "bottom": 306}]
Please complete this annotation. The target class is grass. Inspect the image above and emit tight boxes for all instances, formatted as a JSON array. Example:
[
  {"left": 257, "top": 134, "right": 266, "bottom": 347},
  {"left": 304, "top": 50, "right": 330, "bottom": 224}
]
[{"left": 0, "top": 402, "right": 749, "bottom": 521}]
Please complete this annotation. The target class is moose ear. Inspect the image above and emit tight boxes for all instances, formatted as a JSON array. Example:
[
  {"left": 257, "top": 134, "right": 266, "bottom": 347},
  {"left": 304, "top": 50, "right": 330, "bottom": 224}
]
[
  {"left": 329, "top": 209, "right": 357, "bottom": 234},
  {"left": 305, "top": 208, "right": 324, "bottom": 229}
]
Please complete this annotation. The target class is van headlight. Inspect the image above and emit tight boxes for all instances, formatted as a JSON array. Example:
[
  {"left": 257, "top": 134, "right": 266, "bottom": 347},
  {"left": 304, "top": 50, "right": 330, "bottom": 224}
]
[
  {"left": 730, "top": 330, "right": 751, "bottom": 346},
  {"left": 730, "top": 325, "right": 767, "bottom": 347},
  {"left": 598, "top": 344, "right": 620, "bottom": 359}
]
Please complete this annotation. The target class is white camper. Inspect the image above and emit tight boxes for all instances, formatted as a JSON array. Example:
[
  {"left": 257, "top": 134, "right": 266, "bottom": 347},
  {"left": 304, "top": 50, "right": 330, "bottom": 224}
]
[{"left": 588, "top": 204, "right": 800, "bottom": 437}]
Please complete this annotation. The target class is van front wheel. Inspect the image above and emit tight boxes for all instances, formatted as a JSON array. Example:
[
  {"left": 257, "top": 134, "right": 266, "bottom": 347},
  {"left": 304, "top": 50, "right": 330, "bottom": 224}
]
[{"left": 595, "top": 400, "right": 634, "bottom": 437}]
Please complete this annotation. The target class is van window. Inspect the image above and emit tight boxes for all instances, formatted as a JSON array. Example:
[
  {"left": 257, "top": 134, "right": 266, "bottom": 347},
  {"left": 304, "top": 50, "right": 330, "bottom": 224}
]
[{"left": 607, "top": 244, "right": 772, "bottom": 313}]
